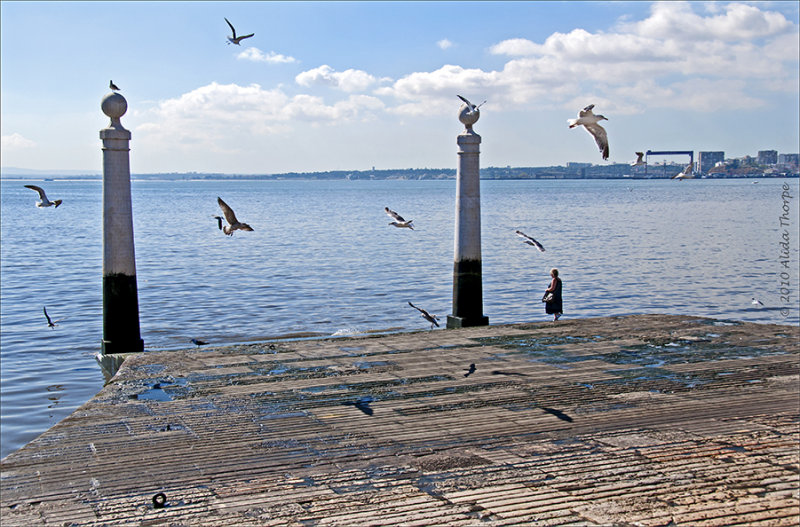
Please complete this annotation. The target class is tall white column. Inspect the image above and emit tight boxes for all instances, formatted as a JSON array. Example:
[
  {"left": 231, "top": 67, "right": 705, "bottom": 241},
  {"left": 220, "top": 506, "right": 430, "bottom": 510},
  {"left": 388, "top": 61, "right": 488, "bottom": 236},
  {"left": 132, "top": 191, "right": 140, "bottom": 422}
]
[
  {"left": 99, "top": 92, "right": 143, "bottom": 355},
  {"left": 447, "top": 100, "right": 489, "bottom": 328}
]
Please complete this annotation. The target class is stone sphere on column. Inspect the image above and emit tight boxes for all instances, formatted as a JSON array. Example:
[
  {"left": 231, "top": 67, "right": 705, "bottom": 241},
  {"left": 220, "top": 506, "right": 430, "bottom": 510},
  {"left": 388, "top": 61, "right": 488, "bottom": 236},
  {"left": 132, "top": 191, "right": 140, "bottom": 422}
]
[
  {"left": 102, "top": 92, "right": 127, "bottom": 119},
  {"left": 101, "top": 92, "right": 127, "bottom": 129}
]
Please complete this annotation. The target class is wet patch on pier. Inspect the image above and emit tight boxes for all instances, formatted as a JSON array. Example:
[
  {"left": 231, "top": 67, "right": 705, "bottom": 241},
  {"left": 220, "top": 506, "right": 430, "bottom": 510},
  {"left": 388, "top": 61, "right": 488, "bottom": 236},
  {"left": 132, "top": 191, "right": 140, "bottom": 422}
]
[{"left": 475, "top": 333, "right": 789, "bottom": 367}]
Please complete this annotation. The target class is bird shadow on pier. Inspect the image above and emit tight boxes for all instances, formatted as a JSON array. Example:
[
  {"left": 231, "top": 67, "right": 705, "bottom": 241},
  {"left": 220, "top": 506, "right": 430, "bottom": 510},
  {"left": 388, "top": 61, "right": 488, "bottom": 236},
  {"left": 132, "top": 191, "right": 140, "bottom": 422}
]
[
  {"left": 541, "top": 407, "right": 573, "bottom": 422},
  {"left": 342, "top": 398, "right": 374, "bottom": 416}
]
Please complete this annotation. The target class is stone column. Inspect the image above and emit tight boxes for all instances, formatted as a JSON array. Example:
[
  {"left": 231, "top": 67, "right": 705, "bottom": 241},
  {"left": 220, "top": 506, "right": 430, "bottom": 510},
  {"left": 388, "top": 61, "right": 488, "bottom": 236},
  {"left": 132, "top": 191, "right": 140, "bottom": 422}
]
[
  {"left": 447, "top": 100, "right": 489, "bottom": 328},
  {"left": 99, "top": 91, "right": 144, "bottom": 356}
]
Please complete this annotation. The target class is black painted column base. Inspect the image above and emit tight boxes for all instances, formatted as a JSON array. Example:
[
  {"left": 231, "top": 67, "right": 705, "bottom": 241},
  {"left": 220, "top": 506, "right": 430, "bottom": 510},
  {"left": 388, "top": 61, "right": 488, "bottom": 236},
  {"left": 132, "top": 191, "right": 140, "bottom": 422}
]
[
  {"left": 446, "top": 314, "right": 489, "bottom": 329},
  {"left": 102, "top": 273, "right": 144, "bottom": 355},
  {"left": 449, "top": 259, "right": 489, "bottom": 328}
]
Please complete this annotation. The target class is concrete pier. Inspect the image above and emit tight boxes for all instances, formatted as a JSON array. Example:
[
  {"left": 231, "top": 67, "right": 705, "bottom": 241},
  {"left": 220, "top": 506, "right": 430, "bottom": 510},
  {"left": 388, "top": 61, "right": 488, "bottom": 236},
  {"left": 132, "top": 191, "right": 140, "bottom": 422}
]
[
  {"left": 1, "top": 315, "right": 797, "bottom": 526},
  {"left": 448, "top": 101, "right": 489, "bottom": 329},
  {"left": 99, "top": 91, "right": 143, "bottom": 359}
]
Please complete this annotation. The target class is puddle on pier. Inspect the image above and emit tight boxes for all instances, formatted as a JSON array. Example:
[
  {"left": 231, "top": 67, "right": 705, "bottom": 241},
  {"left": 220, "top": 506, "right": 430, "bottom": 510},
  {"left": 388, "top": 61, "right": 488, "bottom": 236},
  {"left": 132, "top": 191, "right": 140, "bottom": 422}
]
[
  {"left": 135, "top": 377, "right": 190, "bottom": 401},
  {"left": 476, "top": 334, "right": 788, "bottom": 369}
]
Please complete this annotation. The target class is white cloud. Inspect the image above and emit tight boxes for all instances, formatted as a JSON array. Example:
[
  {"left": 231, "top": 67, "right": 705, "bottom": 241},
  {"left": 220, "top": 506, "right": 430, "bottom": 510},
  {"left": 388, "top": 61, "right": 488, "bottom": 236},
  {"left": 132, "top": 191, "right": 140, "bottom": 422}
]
[
  {"left": 489, "top": 38, "right": 538, "bottom": 56},
  {"left": 295, "top": 65, "right": 378, "bottom": 92},
  {"left": 437, "top": 39, "right": 453, "bottom": 50},
  {"left": 134, "top": 82, "right": 385, "bottom": 152},
  {"left": 623, "top": 1, "right": 794, "bottom": 41},
  {"left": 237, "top": 47, "right": 297, "bottom": 64},
  {"left": 380, "top": 2, "right": 798, "bottom": 114},
  {"left": 1, "top": 133, "right": 36, "bottom": 150}
]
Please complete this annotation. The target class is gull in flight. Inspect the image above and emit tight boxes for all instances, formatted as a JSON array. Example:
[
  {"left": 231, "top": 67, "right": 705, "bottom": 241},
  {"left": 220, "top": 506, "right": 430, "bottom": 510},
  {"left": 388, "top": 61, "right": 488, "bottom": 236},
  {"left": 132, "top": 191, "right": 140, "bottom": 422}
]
[
  {"left": 408, "top": 302, "right": 440, "bottom": 329},
  {"left": 212, "top": 215, "right": 224, "bottom": 231},
  {"left": 631, "top": 152, "right": 645, "bottom": 166},
  {"left": 457, "top": 95, "right": 486, "bottom": 113},
  {"left": 224, "top": 18, "right": 254, "bottom": 45},
  {"left": 25, "top": 185, "right": 62, "bottom": 208},
  {"left": 217, "top": 197, "right": 254, "bottom": 236},
  {"left": 568, "top": 104, "right": 609, "bottom": 160},
  {"left": 672, "top": 164, "right": 695, "bottom": 180},
  {"left": 515, "top": 230, "right": 545, "bottom": 252},
  {"left": 751, "top": 297, "right": 764, "bottom": 306},
  {"left": 385, "top": 207, "right": 414, "bottom": 230},
  {"left": 43, "top": 306, "right": 65, "bottom": 329},
  {"left": 109, "top": 80, "right": 120, "bottom": 91}
]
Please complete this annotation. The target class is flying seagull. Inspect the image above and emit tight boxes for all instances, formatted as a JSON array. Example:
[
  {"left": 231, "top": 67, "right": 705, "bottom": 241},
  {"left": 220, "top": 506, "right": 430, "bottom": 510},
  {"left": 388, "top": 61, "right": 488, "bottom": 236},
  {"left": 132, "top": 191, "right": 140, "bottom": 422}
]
[
  {"left": 515, "top": 230, "right": 545, "bottom": 252},
  {"left": 24, "top": 185, "right": 62, "bottom": 208},
  {"left": 212, "top": 215, "right": 224, "bottom": 231},
  {"left": 224, "top": 18, "right": 254, "bottom": 45},
  {"left": 109, "top": 80, "right": 120, "bottom": 91},
  {"left": 217, "top": 197, "right": 254, "bottom": 236},
  {"left": 408, "top": 302, "right": 440, "bottom": 329},
  {"left": 385, "top": 207, "right": 414, "bottom": 230},
  {"left": 568, "top": 104, "right": 609, "bottom": 160},
  {"left": 191, "top": 338, "right": 208, "bottom": 346},
  {"left": 43, "top": 306, "right": 64, "bottom": 329},
  {"left": 672, "top": 164, "right": 694, "bottom": 180},
  {"left": 457, "top": 94, "right": 486, "bottom": 113},
  {"left": 631, "top": 152, "right": 645, "bottom": 166},
  {"left": 751, "top": 297, "right": 764, "bottom": 306}
]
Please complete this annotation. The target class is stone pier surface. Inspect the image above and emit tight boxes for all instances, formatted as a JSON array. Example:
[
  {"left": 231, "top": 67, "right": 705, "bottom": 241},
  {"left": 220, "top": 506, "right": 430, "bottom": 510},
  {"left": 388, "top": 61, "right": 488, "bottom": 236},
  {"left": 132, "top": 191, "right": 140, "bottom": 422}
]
[{"left": 1, "top": 314, "right": 798, "bottom": 526}]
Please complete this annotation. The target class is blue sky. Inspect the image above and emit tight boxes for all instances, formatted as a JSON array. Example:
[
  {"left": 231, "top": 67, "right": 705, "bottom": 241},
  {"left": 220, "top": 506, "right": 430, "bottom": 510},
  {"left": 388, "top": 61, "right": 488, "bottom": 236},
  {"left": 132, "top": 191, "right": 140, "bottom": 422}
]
[{"left": 2, "top": 1, "right": 798, "bottom": 174}]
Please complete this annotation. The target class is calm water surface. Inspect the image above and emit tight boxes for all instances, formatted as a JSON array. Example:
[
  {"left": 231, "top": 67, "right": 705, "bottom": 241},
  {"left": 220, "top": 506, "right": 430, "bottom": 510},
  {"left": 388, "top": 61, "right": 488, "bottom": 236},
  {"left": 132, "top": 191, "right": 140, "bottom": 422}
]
[{"left": 1, "top": 178, "right": 798, "bottom": 458}]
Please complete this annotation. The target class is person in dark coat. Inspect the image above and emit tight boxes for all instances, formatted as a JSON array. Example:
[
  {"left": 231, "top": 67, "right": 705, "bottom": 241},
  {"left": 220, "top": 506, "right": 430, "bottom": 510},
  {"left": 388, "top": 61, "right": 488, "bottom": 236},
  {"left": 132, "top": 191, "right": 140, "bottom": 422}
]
[{"left": 543, "top": 268, "right": 563, "bottom": 321}]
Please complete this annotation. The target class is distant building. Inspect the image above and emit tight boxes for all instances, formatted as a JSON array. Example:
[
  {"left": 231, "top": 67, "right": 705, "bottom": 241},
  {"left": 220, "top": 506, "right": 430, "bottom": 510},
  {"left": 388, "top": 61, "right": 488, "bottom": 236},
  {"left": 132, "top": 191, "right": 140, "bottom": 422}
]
[
  {"left": 778, "top": 153, "right": 799, "bottom": 167},
  {"left": 757, "top": 150, "right": 778, "bottom": 165},
  {"left": 584, "top": 163, "right": 635, "bottom": 178},
  {"left": 698, "top": 151, "right": 724, "bottom": 174},
  {"left": 566, "top": 162, "right": 592, "bottom": 169}
]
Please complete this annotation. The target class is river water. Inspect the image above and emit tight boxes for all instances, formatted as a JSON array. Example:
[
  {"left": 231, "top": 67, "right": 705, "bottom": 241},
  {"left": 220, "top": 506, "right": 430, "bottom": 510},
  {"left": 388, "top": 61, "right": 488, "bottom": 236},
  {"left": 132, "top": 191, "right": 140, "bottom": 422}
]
[{"left": 1, "top": 177, "right": 798, "bottom": 458}]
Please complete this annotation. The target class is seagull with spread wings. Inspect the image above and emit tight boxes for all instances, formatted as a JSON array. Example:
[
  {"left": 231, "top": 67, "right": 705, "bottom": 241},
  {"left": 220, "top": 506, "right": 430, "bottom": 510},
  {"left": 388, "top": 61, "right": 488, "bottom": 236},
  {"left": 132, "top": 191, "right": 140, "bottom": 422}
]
[
  {"left": 457, "top": 94, "right": 486, "bottom": 113},
  {"left": 385, "top": 207, "right": 414, "bottom": 230},
  {"left": 672, "top": 164, "right": 695, "bottom": 180},
  {"left": 217, "top": 197, "right": 254, "bottom": 236},
  {"left": 568, "top": 104, "right": 609, "bottom": 161},
  {"left": 408, "top": 302, "right": 440, "bottom": 329},
  {"left": 515, "top": 230, "right": 545, "bottom": 252},
  {"left": 25, "top": 185, "right": 62, "bottom": 208},
  {"left": 43, "top": 306, "right": 65, "bottom": 329},
  {"left": 224, "top": 18, "right": 254, "bottom": 45}
]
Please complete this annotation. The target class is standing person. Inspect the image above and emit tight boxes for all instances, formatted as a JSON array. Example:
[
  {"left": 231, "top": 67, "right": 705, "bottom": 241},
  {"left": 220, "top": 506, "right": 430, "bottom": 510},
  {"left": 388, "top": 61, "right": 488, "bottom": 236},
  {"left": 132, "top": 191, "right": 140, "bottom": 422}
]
[{"left": 543, "top": 268, "right": 563, "bottom": 321}]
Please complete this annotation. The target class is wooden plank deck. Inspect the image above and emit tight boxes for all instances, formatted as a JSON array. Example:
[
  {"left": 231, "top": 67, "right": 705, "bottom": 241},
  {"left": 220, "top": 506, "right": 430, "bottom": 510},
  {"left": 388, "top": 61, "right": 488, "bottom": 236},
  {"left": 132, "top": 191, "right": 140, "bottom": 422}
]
[{"left": 1, "top": 314, "right": 798, "bottom": 526}]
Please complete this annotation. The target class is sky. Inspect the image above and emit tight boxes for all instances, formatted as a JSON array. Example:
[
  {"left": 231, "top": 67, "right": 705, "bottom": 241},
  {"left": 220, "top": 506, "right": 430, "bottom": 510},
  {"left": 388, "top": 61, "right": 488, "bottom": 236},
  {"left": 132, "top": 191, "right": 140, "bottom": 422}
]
[{"left": 1, "top": 1, "right": 798, "bottom": 174}]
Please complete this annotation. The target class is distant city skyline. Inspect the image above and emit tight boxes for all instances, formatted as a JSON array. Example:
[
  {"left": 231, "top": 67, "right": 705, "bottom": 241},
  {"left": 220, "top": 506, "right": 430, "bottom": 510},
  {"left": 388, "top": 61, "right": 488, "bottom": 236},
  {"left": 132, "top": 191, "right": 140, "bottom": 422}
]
[{"left": 1, "top": 2, "right": 798, "bottom": 174}]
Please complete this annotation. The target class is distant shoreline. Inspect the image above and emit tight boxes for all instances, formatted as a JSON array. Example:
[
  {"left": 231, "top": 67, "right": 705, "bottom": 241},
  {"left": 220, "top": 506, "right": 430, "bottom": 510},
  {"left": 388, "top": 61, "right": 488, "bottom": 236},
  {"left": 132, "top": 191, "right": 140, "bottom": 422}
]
[{"left": 2, "top": 171, "right": 798, "bottom": 182}]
